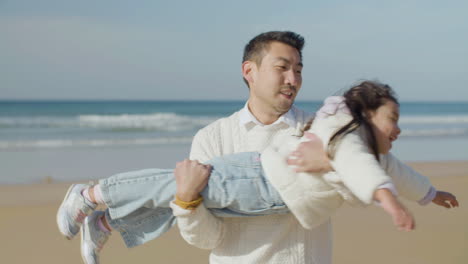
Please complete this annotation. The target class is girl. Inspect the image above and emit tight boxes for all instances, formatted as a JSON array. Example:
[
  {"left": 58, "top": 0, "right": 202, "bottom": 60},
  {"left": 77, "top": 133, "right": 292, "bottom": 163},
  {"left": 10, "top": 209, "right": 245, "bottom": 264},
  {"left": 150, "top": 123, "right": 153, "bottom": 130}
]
[{"left": 57, "top": 80, "right": 458, "bottom": 264}]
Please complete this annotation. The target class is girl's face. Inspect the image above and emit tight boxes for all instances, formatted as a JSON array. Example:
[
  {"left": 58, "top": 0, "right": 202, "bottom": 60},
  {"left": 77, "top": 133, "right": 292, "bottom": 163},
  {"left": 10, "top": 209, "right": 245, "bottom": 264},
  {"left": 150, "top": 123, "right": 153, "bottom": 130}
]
[{"left": 367, "top": 100, "right": 401, "bottom": 154}]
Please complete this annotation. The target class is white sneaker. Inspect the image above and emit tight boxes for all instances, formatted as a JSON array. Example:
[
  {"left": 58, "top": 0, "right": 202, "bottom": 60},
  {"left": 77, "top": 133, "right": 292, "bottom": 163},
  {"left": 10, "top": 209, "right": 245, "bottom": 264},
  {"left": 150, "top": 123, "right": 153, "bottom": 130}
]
[
  {"left": 57, "top": 184, "right": 97, "bottom": 239},
  {"left": 81, "top": 211, "right": 111, "bottom": 264}
]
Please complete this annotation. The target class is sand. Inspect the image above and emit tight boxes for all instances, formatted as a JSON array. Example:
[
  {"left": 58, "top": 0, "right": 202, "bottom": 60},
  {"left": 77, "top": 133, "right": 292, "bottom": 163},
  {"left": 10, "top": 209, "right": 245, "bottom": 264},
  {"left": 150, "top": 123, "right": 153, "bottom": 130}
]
[{"left": 1, "top": 161, "right": 466, "bottom": 264}]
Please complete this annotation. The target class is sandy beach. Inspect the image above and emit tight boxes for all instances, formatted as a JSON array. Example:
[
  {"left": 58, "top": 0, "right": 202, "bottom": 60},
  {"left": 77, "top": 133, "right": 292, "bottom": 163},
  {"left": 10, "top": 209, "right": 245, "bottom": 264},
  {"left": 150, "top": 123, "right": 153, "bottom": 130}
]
[{"left": 1, "top": 161, "right": 466, "bottom": 264}]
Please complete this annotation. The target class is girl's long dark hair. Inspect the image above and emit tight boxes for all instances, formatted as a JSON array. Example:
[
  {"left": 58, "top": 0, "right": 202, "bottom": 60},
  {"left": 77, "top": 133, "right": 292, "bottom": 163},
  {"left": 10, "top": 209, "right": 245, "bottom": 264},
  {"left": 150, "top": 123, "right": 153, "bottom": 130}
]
[{"left": 303, "top": 80, "right": 399, "bottom": 161}]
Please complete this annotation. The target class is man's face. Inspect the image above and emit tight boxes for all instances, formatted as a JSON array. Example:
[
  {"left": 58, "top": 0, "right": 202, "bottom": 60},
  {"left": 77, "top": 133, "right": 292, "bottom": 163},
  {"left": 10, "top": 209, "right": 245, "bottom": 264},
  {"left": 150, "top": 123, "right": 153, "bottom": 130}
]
[{"left": 249, "top": 41, "right": 303, "bottom": 115}]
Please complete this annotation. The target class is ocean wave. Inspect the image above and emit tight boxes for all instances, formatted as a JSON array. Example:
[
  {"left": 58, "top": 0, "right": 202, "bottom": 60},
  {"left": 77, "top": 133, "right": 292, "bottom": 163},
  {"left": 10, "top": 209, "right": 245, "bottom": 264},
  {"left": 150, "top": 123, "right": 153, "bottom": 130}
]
[
  {"left": 2, "top": 127, "right": 467, "bottom": 150},
  {"left": 2, "top": 113, "right": 468, "bottom": 141},
  {"left": 2, "top": 114, "right": 468, "bottom": 129},
  {"left": 78, "top": 113, "right": 215, "bottom": 131},
  {"left": 0, "top": 116, "right": 74, "bottom": 128},
  {"left": 0, "top": 137, "right": 193, "bottom": 150},
  {"left": 399, "top": 115, "right": 468, "bottom": 124},
  {"left": 0, "top": 113, "right": 217, "bottom": 131},
  {"left": 401, "top": 128, "right": 468, "bottom": 137}
]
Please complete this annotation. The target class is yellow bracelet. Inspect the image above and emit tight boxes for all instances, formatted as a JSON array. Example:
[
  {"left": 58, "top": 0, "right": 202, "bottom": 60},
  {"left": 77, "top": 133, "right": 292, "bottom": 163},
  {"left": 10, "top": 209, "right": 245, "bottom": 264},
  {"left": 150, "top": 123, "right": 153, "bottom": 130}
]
[{"left": 174, "top": 195, "right": 204, "bottom": 210}]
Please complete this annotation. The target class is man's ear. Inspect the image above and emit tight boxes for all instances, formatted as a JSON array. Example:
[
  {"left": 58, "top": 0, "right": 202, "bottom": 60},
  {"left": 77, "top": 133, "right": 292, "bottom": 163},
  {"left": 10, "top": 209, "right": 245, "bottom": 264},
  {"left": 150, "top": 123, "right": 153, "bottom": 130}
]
[{"left": 242, "top": 61, "right": 255, "bottom": 84}]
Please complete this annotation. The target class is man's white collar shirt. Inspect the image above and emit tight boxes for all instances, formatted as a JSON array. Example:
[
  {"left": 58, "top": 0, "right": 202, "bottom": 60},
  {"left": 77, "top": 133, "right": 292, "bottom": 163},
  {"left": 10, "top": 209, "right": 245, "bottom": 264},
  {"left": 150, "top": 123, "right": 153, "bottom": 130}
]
[{"left": 239, "top": 102, "right": 298, "bottom": 130}]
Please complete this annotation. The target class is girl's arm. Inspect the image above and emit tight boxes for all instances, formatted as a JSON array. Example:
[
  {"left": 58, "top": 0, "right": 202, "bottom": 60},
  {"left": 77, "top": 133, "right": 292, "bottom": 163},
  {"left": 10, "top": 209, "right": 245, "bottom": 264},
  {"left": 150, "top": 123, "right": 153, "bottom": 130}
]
[
  {"left": 381, "top": 153, "right": 432, "bottom": 202},
  {"left": 374, "top": 188, "right": 415, "bottom": 231},
  {"left": 382, "top": 153, "right": 459, "bottom": 208},
  {"left": 330, "top": 130, "right": 394, "bottom": 204},
  {"left": 328, "top": 131, "right": 419, "bottom": 230}
]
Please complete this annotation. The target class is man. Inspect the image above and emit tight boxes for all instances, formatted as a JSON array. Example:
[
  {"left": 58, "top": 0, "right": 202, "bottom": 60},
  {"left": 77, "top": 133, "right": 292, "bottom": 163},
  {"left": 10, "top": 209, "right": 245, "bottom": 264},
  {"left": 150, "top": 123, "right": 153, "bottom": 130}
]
[
  {"left": 171, "top": 31, "right": 333, "bottom": 264},
  {"left": 57, "top": 30, "right": 332, "bottom": 264}
]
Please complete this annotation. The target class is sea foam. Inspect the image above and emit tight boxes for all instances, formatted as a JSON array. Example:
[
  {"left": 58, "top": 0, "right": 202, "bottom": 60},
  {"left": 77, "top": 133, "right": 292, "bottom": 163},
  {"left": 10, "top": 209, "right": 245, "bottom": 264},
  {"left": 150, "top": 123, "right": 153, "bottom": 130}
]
[
  {"left": 0, "top": 113, "right": 217, "bottom": 131},
  {"left": 0, "top": 137, "right": 194, "bottom": 150}
]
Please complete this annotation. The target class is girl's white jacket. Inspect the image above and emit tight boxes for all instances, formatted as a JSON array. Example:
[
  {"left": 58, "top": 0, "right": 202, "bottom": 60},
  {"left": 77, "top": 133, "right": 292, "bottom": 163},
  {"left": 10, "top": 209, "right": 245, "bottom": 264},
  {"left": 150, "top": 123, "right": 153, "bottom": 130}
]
[{"left": 261, "top": 113, "right": 432, "bottom": 230}]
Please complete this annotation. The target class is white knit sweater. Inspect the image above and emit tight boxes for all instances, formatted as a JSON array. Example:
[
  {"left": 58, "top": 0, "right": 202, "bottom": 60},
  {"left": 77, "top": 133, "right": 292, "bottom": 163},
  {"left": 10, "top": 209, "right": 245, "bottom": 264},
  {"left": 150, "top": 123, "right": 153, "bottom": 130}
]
[{"left": 171, "top": 106, "right": 332, "bottom": 264}]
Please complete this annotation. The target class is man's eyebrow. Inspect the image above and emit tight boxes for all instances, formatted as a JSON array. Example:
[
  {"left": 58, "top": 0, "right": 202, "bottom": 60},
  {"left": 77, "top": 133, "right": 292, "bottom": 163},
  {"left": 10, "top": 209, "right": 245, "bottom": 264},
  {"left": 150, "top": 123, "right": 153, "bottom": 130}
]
[{"left": 274, "top": 57, "right": 303, "bottom": 67}]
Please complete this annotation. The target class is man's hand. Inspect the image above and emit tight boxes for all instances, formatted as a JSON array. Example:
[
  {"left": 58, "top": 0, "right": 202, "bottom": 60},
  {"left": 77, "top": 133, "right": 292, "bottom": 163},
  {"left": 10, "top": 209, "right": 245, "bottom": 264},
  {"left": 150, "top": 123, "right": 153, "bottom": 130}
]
[
  {"left": 287, "top": 132, "right": 333, "bottom": 173},
  {"left": 432, "top": 191, "right": 459, "bottom": 208},
  {"left": 174, "top": 159, "right": 212, "bottom": 202}
]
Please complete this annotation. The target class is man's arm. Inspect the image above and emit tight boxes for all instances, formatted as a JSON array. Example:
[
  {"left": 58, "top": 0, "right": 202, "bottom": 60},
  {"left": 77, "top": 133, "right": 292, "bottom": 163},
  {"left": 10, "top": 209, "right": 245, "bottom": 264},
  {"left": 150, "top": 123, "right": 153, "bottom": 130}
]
[
  {"left": 174, "top": 159, "right": 211, "bottom": 202},
  {"left": 170, "top": 129, "right": 226, "bottom": 249}
]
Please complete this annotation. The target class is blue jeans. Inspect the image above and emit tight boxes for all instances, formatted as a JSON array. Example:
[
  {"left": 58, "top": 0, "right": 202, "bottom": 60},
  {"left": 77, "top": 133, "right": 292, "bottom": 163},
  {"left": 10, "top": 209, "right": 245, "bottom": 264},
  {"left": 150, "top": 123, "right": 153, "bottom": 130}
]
[{"left": 99, "top": 152, "right": 289, "bottom": 248}]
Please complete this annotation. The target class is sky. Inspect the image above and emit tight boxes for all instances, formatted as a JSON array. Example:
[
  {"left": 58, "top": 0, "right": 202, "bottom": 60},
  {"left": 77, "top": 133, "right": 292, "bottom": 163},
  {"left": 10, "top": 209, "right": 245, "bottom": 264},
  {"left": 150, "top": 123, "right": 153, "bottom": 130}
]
[{"left": 1, "top": 0, "right": 467, "bottom": 101}]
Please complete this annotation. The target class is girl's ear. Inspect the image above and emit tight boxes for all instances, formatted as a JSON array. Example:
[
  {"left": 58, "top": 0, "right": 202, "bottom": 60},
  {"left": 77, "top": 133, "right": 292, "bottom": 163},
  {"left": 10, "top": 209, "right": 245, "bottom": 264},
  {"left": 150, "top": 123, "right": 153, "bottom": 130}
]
[
  {"left": 242, "top": 61, "right": 255, "bottom": 84},
  {"left": 364, "top": 110, "right": 379, "bottom": 124},
  {"left": 363, "top": 110, "right": 374, "bottom": 119}
]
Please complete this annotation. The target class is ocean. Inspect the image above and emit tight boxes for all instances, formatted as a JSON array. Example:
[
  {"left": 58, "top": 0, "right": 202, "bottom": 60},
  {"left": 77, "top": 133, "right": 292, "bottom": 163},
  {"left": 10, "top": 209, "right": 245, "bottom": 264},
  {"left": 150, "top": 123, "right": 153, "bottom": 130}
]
[{"left": 1, "top": 100, "right": 468, "bottom": 184}]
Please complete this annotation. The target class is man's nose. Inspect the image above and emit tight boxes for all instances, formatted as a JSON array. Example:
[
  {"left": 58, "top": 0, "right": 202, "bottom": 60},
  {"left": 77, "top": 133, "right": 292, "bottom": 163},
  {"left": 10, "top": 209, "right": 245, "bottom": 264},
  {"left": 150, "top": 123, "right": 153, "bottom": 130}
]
[{"left": 285, "top": 70, "right": 299, "bottom": 86}]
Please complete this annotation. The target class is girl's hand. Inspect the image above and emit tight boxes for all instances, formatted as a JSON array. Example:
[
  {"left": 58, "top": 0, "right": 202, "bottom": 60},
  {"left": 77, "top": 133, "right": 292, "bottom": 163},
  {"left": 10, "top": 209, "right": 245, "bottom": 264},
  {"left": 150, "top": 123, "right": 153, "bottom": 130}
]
[
  {"left": 375, "top": 188, "right": 415, "bottom": 231},
  {"left": 432, "top": 191, "right": 459, "bottom": 208},
  {"left": 387, "top": 201, "right": 415, "bottom": 232}
]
